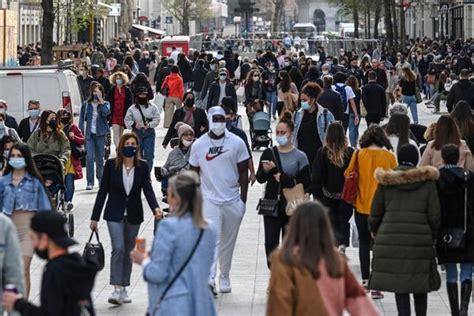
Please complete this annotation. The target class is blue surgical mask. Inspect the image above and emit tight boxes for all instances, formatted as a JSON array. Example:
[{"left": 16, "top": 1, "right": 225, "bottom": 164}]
[
  {"left": 301, "top": 101, "right": 310, "bottom": 110},
  {"left": 219, "top": 75, "right": 227, "bottom": 81},
  {"left": 116, "top": 79, "right": 124, "bottom": 86},
  {"left": 9, "top": 157, "right": 26, "bottom": 170},
  {"left": 276, "top": 135, "right": 289, "bottom": 146},
  {"left": 122, "top": 145, "right": 137, "bottom": 158},
  {"left": 0, "top": 122, "right": 5, "bottom": 129},
  {"left": 29, "top": 109, "right": 40, "bottom": 118}
]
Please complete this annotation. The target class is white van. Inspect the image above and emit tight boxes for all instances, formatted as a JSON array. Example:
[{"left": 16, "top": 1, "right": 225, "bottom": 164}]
[{"left": 0, "top": 62, "right": 83, "bottom": 122}]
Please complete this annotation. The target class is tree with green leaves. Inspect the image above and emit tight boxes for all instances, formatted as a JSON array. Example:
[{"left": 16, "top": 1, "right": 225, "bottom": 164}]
[
  {"left": 162, "top": 0, "right": 211, "bottom": 35},
  {"left": 41, "top": 0, "right": 98, "bottom": 65}
]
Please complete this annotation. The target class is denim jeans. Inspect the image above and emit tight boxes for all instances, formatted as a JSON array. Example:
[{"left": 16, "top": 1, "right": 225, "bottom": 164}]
[
  {"left": 403, "top": 95, "right": 418, "bottom": 124},
  {"left": 64, "top": 174, "right": 75, "bottom": 202},
  {"left": 266, "top": 91, "right": 277, "bottom": 117},
  {"left": 446, "top": 263, "right": 473, "bottom": 283},
  {"left": 134, "top": 128, "right": 155, "bottom": 172},
  {"left": 86, "top": 134, "right": 106, "bottom": 186},
  {"left": 107, "top": 219, "right": 141, "bottom": 286},
  {"left": 348, "top": 113, "right": 359, "bottom": 148}
]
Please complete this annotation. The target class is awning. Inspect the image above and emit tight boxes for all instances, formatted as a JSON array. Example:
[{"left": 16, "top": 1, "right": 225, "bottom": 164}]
[{"left": 132, "top": 24, "right": 166, "bottom": 35}]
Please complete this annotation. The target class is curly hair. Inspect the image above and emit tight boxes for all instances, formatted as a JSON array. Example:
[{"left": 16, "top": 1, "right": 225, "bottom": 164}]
[{"left": 359, "top": 125, "right": 393, "bottom": 150}]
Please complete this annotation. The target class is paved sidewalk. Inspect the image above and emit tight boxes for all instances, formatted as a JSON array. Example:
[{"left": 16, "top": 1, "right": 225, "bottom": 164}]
[{"left": 27, "top": 102, "right": 454, "bottom": 315}]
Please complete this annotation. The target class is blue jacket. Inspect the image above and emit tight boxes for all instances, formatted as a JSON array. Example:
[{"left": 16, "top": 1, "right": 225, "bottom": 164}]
[
  {"left": 292, "top": 103, "right": 335, "bottom": 147},
  {"left": 0, "top": 172, "right": 52, "bottom": 215},
  {"left": 79, "top": 101, "right": 111, "bottom": 139},
  {"left": 91, "top": 159, "right": 159, "bottom": 224},
  {"left": 144, "top": 214, "right": 217, "bottom": 316}
]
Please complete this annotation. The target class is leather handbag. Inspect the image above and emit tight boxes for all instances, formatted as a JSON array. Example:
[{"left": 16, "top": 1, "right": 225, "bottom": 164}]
[
  {"left": 257, "top": 147, "right": 281, "bottom": 217},
  {"left": 437, "top": 172, "right": 469, "bottom": 250},
  {"left": 83, "top": 230, "right": 105, "bottom": 271},
  {"left": 342, "top": 150, "right": 359, "bottom": 205},
  {"left": 256, "top": 198, "right": 279, "bottom": 216},
  {"left": 283, "top": 182, "right": 306, "bottom": 216},
  {"left": 64, "top": 125, "right": 86, "bottom": 159},
  {"left": 426, "top": 73, "right": 436, "bottom": 85}
]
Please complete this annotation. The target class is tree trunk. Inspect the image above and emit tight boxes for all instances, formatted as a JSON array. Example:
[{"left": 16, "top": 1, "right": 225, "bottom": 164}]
[
  {"left": 391, "top": 0, "right": 398, "bottom": 47},
  {"left": 383, "top": 0, "right": 393, "bottom": 48},
  {"left": 373, "top": 0, "right": 381, "bottom": 38},
  {"left": 367, "top": 6, "right": 371, "bottom": 38},
  {"left": 400, "top": 3, "right": 406, "bottom": 50},
  {"left": 353, "top": 0, "right": 359, "bottom": 38},
  {"left": 41, "top": 0, "right": 54, "bottom": 65},
  {"left": 272, "top": 0, "right": 283, "bottom": 33}
]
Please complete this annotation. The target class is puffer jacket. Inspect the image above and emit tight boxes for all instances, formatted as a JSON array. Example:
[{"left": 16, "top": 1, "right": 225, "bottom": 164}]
[
  {"left": 436, "top": 166, "right": 474, "bottom": 264},
  {"left": 368, "top": 165, "right": 441, "bottom": 294}
]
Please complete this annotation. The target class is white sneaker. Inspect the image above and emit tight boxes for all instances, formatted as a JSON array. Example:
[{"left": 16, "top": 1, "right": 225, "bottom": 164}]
[
  {"left": 208, "top": 279, "right": 218, "bottom": 297},
  {"left": 219, "top": 274, "right": 232, "bottom": 293},
  {"left": 121, "top": 288, "right": 132, "bottom": 304},
  {"left": 108, "top": 289, "right": 123, "bottom": 305},
  {"left": 66, "top": 202, "right": 74, "bottom": 211}
]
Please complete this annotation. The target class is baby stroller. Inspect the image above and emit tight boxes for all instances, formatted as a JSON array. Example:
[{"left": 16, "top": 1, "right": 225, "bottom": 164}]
[
  {"left": 33, "top": 154, "right": 74, "bottom": 237},
  {"left": 251, "top": 111, "right": 273, "bottom": 150}
]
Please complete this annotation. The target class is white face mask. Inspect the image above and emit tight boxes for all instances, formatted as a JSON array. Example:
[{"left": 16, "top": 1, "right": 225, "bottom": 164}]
[
  {"left": 182, "top": 139, "right": 193, "bottom": 147},
  {"left": 210, "top": 122, "right": 226, "bottom": 136}
]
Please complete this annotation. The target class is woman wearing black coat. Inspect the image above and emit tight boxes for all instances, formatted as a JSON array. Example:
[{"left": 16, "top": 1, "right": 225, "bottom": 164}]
[
  {"left": 90, "top": 133, "right": 161, "bottom": 305},
  {"left": 436, "top": 144, "right": 474, "bottom": 316},
  {"left": 177, "top": 53, "right": 193, "bottom": 91},
  {"left": 256, "top": 112, "right": 311, "bottom": 269},
  {"left": 191, "top": 59, "right": 207, "bottom": 101},
  {"left": 311, "top": 122, "right": 354, "bottom": 251},
  {"left": 162, "top": 91, "right": 208, "bottom": 148}
]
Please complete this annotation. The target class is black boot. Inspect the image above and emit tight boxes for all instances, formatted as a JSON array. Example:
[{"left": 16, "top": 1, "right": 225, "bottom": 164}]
[
  {"left": 460, "top": 280, "right": 472, "bottom": 316},
  {"left": 447, "top": 283, "right": 460, "bottom": 316}
]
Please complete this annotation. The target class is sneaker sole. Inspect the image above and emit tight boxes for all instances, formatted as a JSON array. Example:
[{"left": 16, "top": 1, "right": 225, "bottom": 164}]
[
  {"left": 108, "top": 298, "right": 123, "bottom": 305},
  {"left": 219, "top": 288, "right": 232, "bottom": 294},
  {"left": 122, "top": 299, "right": 132, "bottom": 304}
]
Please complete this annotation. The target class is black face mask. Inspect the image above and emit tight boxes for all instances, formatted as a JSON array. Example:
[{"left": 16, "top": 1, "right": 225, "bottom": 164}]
[
  {"left": 35, "top": 247, "right": 49, "bottom": 260},
  {"left": 137, "top": 97, "right": 147, "bottom": 105},
  {"left": 185, "top": 98, "right": 194, "bottom": 107},
  {"left": 49, "top": 120, "right": 57, "bottom": 129}
]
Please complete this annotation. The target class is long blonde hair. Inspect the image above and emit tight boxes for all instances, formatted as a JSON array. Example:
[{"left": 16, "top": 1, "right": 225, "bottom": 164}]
[
  {"left": 324, "top": 122, "right": 348, "bottom": 168},
  {"left": 401, "top": 67, "right": 416, "bottom": 82},
  {"left": 168, "top": 171, "right": 207, "bottom": 229}
]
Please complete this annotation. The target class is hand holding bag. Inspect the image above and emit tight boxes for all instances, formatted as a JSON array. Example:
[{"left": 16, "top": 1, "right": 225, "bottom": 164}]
[
  {"left": 342, "top": 150, "right": 359, "bottom": 205},
  {"left": 257, "top": 147, "right": 280, "bottom": 217},
  {"left": 83, "top": 230, "right": 105, "bottom": 271},
  {"left": 437, "top": 171, "right": 469, "bottom": 250}
]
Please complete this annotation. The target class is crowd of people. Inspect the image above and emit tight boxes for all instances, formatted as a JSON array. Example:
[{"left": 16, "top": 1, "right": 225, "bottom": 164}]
[{"left": 1, "top": 37, "right": 474, "bottom": 316}]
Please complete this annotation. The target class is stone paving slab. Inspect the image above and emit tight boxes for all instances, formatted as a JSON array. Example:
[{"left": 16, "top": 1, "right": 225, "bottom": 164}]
[{"left": 26, "top": 101, "right": 455, "bottom": 315}]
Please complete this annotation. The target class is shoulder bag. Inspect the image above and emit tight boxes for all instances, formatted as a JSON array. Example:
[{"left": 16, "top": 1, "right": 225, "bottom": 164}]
[
  {"left": 82, "top": 230, "right": 105, "bottom": 271},
  {"left": 437, "top": 171, "right": 469, "bottom": 250},
  {"left": 342, "top": 150, "right": 359, "bottom": 205},
  {"left": 271, "top": 147, "right": 307, "bottom": 216},
  {"left": 64, "top": 125, "right": 86, "bottom": 159},
  {"left": 256, "top": 147, "right": 280, "bottom": 217},
  {"left": 148, "top": 229, "right": 204, "bottom": 315}
]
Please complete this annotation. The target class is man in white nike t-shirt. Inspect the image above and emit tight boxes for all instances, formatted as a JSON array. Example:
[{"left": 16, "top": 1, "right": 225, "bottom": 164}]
[{"left": 189, "top": 106, "right": 250, "bottom": 295}]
